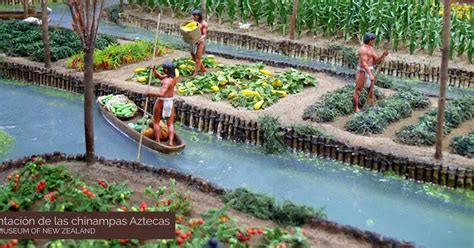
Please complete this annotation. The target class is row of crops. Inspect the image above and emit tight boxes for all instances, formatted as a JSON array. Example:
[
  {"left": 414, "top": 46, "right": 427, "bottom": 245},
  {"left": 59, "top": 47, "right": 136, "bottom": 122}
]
[
  {"left": 129, "top": 57, "right": 318, "bottom": 110},
  {"left": 128, "top": 0, "right": 473, "bottom": 61},
  {"left": 303, "top": 84, "right": 473, "bottom": 158}
]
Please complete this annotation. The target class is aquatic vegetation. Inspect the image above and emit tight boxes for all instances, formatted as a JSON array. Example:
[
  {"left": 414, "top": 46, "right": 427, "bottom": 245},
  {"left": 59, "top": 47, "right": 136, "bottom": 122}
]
[
  {"left": 0, "top": 130, "right": 14, "bottom": 156},
  {"left": 259, "top": 115, "right": 286, "bottom": 154},
  {"left": 222, "top": 188, "right": 325, "bottom": 226}
]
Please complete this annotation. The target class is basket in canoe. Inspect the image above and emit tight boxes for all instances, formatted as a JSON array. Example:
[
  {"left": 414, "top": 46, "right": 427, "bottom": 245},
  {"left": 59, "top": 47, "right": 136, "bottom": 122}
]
[
  {"left": 180, "top": 21, "right": 200, "bottom": 44},
  {"left": 97, "top": 97, "right": 186, "bottom": 154}
]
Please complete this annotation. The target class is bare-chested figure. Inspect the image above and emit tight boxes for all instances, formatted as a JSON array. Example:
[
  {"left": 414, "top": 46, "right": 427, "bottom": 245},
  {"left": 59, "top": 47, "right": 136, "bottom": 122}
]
[
  {"left": 190, "top": 9, "right": 208, "bottom": 76},
  {"left": 354, "top": 33, "right": 389, "bottom": 113},
  {"left": 146, "top": 62, "right": 178, "bottom": 146}
]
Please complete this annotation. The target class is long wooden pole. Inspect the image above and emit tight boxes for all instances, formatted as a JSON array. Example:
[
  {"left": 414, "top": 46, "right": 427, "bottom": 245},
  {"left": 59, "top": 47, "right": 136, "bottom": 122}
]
[
  {"left": 137, "top": 13, "right": 161, "bottom": 161},
  {"left": 435, "top": 0, "right": 451, "bottom": 159}
]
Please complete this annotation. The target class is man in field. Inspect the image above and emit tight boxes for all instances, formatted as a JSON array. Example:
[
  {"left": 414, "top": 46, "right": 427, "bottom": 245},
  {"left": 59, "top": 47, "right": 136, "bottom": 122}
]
[
  {"left": 190, "top": 9, "right": 208, "bottom": 76},
  {"left": 146, "top": 62, "right": 178, "bottom": 146},
  {"left": 353, "top": 32, "right": 389, "bottom": 113}
]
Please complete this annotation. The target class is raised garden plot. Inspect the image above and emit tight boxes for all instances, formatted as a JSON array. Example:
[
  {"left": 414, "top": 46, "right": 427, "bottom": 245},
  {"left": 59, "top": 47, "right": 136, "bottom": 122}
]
[
  {"left": 66, "top": 40, "right": 171, "bottom": 71},
  {"left": 0, "top": 158, "right": 316, "bottom": 247},
  {"left": 345, "top": 87, "right": 431, "bottom": 135},
  {"left": 0, "top": 20, "right": 116, "bottom": 62},
  {"left": 302, "top": 85, "right": 384, "bottom": 123},
  {"left": 176, "top": 62, "right": 318, "bottom": 110},
  {"left": 396, "top": 95, "right": 474, "bottom": 146},
  {"left": 128, "top": 55, "right": 219, "bottom": 85},
  {"left": 450, "top": 130, "right": 474, "bottom": 158}
]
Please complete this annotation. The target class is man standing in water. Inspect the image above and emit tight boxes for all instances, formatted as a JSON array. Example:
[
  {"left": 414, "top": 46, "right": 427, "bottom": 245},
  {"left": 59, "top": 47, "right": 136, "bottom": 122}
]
[
  {"left": 353, "top": 32, "right": 388, "bottom": 113},
  {"left": 190, "top": 9, "right": 208, "bottom": 76},
  {"left": 146, "top": 62, "right": 177, "bottom": 146}
]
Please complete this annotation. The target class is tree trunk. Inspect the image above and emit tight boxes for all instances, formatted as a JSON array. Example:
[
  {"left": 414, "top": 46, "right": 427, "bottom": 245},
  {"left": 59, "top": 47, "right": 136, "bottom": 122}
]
[
  {"left": 83, "top": 49, "right": 96, "bottom": 165},
  {"left": 289, "top": 0, "right": 299, "bottom": 40},
  {"left": 434, "top": 0, "right": 451, "bottom": 159},
  {"left": 201, "top": 0, "right": 206, "bottom": 20},
  {"left": 41, "top": 0, "right": 51, "bottom": 68},
  {"left": 119, "top": 0, "right": 124, "bottom": 12}
]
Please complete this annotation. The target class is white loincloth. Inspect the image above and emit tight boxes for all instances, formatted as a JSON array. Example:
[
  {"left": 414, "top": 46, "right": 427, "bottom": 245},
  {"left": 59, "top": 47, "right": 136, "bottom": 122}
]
[
  {"left": 357, "top": 65, "right": 375, "bottom": 88},
  {"left": 155, "top": 97, "right": 175, "bottom": 119}
]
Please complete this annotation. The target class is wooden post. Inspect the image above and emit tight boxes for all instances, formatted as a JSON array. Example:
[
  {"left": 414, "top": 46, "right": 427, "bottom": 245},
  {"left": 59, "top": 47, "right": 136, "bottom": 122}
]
[
  {"left": 435, "top": 0, "right": 451, "bottom": 159},
  {"left": 289, "top": 0, "right": 299, "bottom": 40}
]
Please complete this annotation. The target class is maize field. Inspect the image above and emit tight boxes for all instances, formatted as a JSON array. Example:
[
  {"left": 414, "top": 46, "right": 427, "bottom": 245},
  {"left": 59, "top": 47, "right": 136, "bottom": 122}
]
[{"left": 128, "top": 0, "right": 473, "bottom": 62}]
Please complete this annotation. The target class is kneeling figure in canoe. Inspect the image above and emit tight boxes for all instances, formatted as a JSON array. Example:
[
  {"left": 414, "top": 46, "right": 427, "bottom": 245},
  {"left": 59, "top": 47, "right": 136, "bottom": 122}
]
[{"left": 146, "top": 62, "right": 178, "bottom": 146}]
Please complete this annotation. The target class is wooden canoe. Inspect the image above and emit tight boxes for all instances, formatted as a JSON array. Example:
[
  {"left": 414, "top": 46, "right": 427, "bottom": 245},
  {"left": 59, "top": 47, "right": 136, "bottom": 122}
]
[{"left": 98, "top": 103, "right": 186, "bottom": 154}]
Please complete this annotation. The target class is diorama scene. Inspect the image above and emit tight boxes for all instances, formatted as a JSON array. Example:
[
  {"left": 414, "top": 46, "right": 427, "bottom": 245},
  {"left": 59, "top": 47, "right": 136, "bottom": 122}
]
[{"left": 0, "top": 0, "right": 473, "bottom": 247}]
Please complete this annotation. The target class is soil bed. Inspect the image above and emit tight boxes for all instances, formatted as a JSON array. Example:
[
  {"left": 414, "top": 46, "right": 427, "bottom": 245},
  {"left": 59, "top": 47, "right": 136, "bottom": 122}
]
[{"left": 0, "top": 161, "right": 373, "bottom": 248}]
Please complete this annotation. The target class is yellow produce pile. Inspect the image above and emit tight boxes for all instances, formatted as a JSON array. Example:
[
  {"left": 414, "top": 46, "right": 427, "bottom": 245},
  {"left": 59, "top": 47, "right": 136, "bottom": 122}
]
[
  {"left": 180, "top": 21, "right": 198, "bottom": 32},
  {"left": 177, "top": 63, "right": 318, "bottom": 111}
]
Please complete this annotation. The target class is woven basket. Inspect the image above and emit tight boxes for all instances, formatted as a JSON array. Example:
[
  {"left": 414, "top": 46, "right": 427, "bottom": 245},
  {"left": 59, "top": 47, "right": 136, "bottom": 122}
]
[{"left": 180, "top": 21, "right": 201, "bottom": 44}]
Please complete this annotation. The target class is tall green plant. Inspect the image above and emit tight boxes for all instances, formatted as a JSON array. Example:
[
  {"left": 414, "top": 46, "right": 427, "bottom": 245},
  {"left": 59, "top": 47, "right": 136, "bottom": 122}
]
[{"left": 258, "top": 115, "right": 285, "bottom": 154}]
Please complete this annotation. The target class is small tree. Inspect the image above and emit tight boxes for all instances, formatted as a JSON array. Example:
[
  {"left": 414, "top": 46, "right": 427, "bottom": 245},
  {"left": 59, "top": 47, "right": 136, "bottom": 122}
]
[
  {"left": 65, "top": 0, "right": 105, "bottom": 164},
  {"left": 434, "top": 0, "right": 451, "bottom": 159},
  {"left": 41, "top": 0, "right": 51, "bottom": 68}
]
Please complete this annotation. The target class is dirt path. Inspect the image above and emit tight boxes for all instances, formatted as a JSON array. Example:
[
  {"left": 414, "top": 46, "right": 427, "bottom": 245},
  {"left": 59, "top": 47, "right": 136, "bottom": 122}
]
[
  {"left": 0, "top": 162, "right": 374, "bottom": 248},
  {"left": 443, "top": 119, "right": 474, "bottom": 150},
  {"left": 5, "top": 51, "right": 473, "bottom": 168},
  {"left": 124, "top": 7, "right": 474, "bottom": 72},
  {"left": 377, "top": 109, "right": 431, "bottom": 138}
]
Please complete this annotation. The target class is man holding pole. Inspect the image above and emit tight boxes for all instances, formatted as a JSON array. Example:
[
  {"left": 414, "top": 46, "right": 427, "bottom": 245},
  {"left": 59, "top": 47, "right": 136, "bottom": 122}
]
[
  {"left": 353, "top": 32, "right": 389, "bottom": 113},
  {"left": 146, "top": 62, "right": 177, "bottom": 146}
]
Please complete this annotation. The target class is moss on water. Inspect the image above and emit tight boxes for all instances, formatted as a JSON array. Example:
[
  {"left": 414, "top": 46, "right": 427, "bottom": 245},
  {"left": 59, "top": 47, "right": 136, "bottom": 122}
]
[
  {"left": 0, "top": 130, "right": 14, "bottom": 156},
  {"left": 31, "top": 87, "right": 83, "bottom": 101},
  {"left": 0, "top": 79, "right": 30, "bottom": 86}
]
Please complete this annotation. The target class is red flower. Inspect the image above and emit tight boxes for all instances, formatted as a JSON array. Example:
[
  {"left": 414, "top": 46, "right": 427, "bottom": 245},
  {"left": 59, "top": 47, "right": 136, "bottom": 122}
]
[
  {"left": 139, "top": 201, "right": 147, "bottom": 212},
  {"left": 44, "top": 191, "right": 58, "bottom": 202},
  {"left": 119, "top": 239, "right": 127, "bottom": 245},
  {"left": 96, "top": 179, "right": 108, "bottom": 189},
  {"left": 36, "top": 180, "right": 46, "bottom": 192}
]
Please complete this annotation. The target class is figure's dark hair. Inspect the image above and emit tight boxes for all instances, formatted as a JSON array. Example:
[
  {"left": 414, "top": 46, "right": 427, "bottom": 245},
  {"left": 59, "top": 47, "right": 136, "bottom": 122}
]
[
  {"left": 363, "top": 32, "right": 376, "bottom": 44},
  {"left": 162, "top": 61, "right": 176, "bottom": 78},
  {"left": 192, "top": 9, "right": 203, "bottom": 23}
]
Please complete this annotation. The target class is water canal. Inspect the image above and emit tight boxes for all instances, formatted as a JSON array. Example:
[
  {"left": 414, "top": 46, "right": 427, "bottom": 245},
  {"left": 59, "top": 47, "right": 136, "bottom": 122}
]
[{"left": 1, "top": 81, "right": 473, "bottom": 247}]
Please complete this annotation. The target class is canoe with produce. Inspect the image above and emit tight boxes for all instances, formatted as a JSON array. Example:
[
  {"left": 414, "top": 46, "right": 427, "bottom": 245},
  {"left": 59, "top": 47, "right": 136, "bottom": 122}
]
[{"left": 97, "top": 95, "right": 186, "bottom": 154}]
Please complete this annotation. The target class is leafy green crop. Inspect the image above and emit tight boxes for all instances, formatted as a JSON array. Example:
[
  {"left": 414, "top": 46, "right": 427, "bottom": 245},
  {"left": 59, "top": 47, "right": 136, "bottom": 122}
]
[
  {"left": 0, "top": 20, "right": 117, "bottom": 62},
  {"left": 396, "top": 96, "right": 474, "bottom": 146},
  {"left": 345, "top": 87, "right": 430, "bottom": 135},
  {"left": 177, "top": 63, "right": 317, "bottom": 110},
  {"left": 303, "top": 85, "right": 384, "bottom": 123},
  {"left": 450, "top": 130, "right": 474, "bottom": 158}
]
